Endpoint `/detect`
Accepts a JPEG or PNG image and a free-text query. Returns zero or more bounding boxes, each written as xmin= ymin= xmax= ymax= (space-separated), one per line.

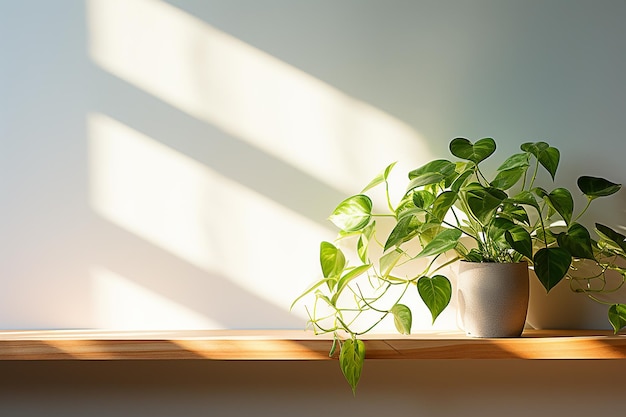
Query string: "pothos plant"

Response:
xmin=292 ymin=137 xmax=626 ymax=394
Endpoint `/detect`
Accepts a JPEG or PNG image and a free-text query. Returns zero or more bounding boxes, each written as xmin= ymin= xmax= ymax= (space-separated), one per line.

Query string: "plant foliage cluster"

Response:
xmin=293 ymin=138 xmax=625 ymax=394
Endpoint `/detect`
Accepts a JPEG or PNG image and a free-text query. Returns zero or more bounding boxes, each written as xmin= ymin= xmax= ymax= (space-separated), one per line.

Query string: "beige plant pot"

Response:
xmin=457 ymin=261 xmax=529 ymax=338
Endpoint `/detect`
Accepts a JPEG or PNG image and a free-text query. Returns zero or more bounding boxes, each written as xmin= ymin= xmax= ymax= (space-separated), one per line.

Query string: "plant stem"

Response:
xmin=572 ymin=198 xmax=592 ymax=223
xmin=528 ymin=158 xmax=540 ymax=190
xmin=385 ymin=177 xmax=395 ymax=214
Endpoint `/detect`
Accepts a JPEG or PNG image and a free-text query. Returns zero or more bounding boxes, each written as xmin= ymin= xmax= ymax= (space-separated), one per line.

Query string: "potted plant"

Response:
xmin=292 ymin=137 xmax=626 ymax=394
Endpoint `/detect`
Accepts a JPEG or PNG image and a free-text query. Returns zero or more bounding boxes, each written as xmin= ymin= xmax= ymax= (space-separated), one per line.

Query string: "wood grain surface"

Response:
xmin=0 ymin=329 xmax=623 ymax=360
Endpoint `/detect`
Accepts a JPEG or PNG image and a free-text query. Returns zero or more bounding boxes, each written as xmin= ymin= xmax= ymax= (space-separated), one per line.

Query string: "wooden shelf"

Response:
xmin=0 ymin=329 xmax=624 ymax=360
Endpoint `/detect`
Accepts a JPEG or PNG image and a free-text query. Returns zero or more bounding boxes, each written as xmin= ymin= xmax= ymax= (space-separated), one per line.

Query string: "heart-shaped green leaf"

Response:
xmin=390 ymin=304 xmax=413 ymax=335
xmin=533 ymin=247 xmax=571 ymax=292
xmin=577 ymin=176 xmax=621 ymax=200
xmin=466 ymin=186 xmax=508 ymax=224
xmin=450 ymin=137 xmax=496 ymax=165
xmin=608 ymin=304 xmax=626 ymax=334
xmin=521 ymin=142 xmax=560 ymax=180
xmin=505 ymin=227 xmax=533 ymax=260
xmin=416 ymin=228 xmax=462 ymax=258
xmin=339 ymin=338 xmax=365 ymax=395
xmin=520 ymin=142 xmax=548 ymax=154
xmin=543 ymin=188 xmax=574 ymax=225
xmin=538 ymin=147 xmax=560 ymax=180
xmin=417 ymin=275 xmax=452 ymax=323
xmin=320 ymin=241 xmax=346 ymax=280
xmin=556 ymin=223 xmax=595 ymax=260
xmin=328 ymin=194 xmax=372 ymax=232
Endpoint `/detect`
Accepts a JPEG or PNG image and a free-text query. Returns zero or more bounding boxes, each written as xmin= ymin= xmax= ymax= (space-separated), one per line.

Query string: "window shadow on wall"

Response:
xmin=83 ymin=0 xmax=430 ymax=329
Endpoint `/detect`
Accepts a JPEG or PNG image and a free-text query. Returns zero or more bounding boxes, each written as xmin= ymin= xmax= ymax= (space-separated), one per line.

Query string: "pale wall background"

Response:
xmin=1 ymin=1 xmax=626 ymax=414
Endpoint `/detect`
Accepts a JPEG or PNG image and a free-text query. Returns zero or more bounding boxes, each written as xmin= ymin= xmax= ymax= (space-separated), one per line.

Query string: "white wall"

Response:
xmin=1 ymin=0 xmax=625 ymax=331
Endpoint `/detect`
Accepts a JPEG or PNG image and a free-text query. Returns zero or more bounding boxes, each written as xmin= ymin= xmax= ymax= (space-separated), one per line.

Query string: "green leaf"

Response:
xmin=450 ymin=168 xmax=475 ymax=192
xmin=416 ymin=228 xmax=462 ymax=258
xmin=394 ymin=193 xmax=421 ymax=220
xmin=331 ymin=264 xmax=372 ymax=305
xmin=466 ymin=186 xmax=508 ymax=224
xmin=408 ymin=159 xmax=457 ymax=180
xmin=412 ymin=190 xmax=436 ymax=209
xmin=508 ymin=190 xmax=540 ymax=211
xmin=339 ymin=338 xmax=366 ymax=395
xmin=450 ymin=137 xmax=496 ymax=165
xmin=498 ymin=202 xmax=530 ymax=225
xmin=320 ymin=241 xmax=345 ymax=279
xmin=416 ymin=224 xmax=446 ymax=248
xmin=380 ymin=248 xmax=404 ymax=278
xmin=489 ymin=217 xmax=515 ymax=242
xmin=315 ymin=292 xmax=334 ymax=308
xmin=490 ymin=166 xmax=526 ymax=190
xmin=543 ymin=188 xmax=574 ymax=225
xmin=556 ymin=223 xmax=595 ymax=260
xmin=407 ymin=159 xmax=457 ymax=190
xmin=505 ymin=227 xmax=533 ymax=260
xmin=520 ymin=141 xmax=548 ymax=153
xmin=357 ymin=222 xmax=376 ymax=263
xmin=464 ymin=248 xmax=485 ymax=262
xmin=497 ymin=152 xmax=530 ymax=171
xmin=595 ymin=223 xmax=626 ymax=254
xmin=328 ymin=195 xmax=372 ymax=232
xmin=417 ymin=275 xmax=452 ymax=323
xmin=384 ymin=215 xmax=420 ymax=251
xmin=390 ymin=304 xmax=412 ymax=335
xmin=577 ymin=176 xmax=622 ymax=200
xmin=361 ymin=162 xmax=397 ymax=193
xmin=521 ymin=142 xmax=560 ymax=180
xmin=535 ymin=227 xmax=558 ymax=246
xmin=533 ymin=247 xmax=572 ymax=292
xmin=406 ymin=173 xmax=446 ymax=190
xmin=608 ymin=304 xmax=626 ymax=334
xmin=431 ymin=191 xmax=458 ymax=222
xmin=538 ymin=148 xmax=560 ymax=180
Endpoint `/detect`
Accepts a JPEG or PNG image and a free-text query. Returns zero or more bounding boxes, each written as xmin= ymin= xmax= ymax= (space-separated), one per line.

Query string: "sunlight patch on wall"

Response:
xmin=91 ymin=266 xmax=218 ymax=329
xmin=86 ymin=0 xmax=430 ymax=194
xmin=88 ymin=113 xmax=331 ymax=320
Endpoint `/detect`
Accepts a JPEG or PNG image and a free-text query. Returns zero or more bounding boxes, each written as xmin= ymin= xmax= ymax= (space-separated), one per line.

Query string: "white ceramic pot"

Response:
xmin=457 ymin=261 xmax=529 ymax=338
